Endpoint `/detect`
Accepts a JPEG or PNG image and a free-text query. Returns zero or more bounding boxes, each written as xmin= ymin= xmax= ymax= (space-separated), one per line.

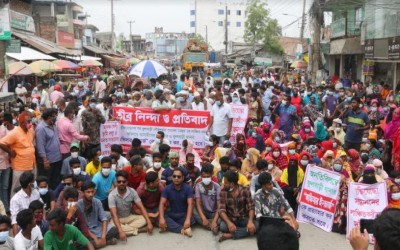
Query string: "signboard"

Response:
xmin=113 ymin=107 xmax=210 ymax=154
xmin=297 ymin=166 xmax=341 ymax=232
xmin=6 ymin=39 xmax=21 ymax=53
xmin=100 ymin=121 xmax=121 ymax=156
xmin=347 ymin=182 xmax=387 ymax=245
xmin=56 ymin=15 xmax=69 ymax=27
xmin=229 ymin=104 xmax=248 ymax=143
xmin=0 ymin=6 xmax=11 ymax=40
xmin=364 ymin=39 xmax=374 ymax=59
xmin=58 ymin=31 xmax=75 ymax=49
xmin=388 ymin=37 xmax=400 ymax=60
xmin=10 ymin=10 xmax=35 ymax=33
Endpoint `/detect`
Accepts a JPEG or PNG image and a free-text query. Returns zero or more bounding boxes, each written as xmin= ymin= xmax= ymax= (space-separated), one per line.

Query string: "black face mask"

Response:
xmin=363 ymin=175 xmax=377 ymax=184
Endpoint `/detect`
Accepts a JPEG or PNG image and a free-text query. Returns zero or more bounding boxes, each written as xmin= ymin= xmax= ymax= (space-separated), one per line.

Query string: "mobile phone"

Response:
xmin=360 ymin=219 xmax=375 ymax=235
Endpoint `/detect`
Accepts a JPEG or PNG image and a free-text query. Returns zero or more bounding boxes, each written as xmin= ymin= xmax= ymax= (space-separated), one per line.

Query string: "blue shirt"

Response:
xmin=344 ymin=110 xmax=369 ymax=143
xmin=35 ymin=121 xmax=62 ymax=163
xmin=176 ymin=81 xmax=184 ymax=92
xmin=60 ymin=156 xmax=88 ymax=176
xmin=77 ymin=198 xmax=112 ymax=238
xmin=161 ymin=183 xmax=193 ymax=214
xmin=161 ymin=166 xmax=191 ymax=186
xmin=92 ymin=170 xmax=116 ymax=201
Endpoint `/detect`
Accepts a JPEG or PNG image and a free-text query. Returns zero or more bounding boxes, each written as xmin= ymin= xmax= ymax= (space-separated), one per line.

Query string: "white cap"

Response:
xmin=333 ymin=118 xmax=342 ymax=125
xmin=193 ymin=92 xmax=200 ymax=97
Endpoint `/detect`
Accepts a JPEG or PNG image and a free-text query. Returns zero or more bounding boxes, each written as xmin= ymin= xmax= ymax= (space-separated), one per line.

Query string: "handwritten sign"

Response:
xmin=229 ymin=104 xmax=248 ymax=143
xmin=347 ymin=182 xmax=387 ymax=245
xmin=100 ymin=121 xmax=121 ymax=156
xmin=113 ymin=107 xmax=210 ymax=154
xmin=297 ymin=166 xmax=341 ymax=232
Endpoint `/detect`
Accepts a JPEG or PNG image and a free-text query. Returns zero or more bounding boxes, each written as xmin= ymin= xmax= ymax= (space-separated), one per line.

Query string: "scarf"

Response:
xmin=287 ymin=162 xmax=298 ymax=188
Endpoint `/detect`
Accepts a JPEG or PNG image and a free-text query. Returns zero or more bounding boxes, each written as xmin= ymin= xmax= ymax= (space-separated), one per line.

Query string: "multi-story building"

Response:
xmin=122 ymin=34 xmax=146 ymax=56
xmin=189 ymin=0 xmax=247 ymax=51
xmin=145 ymin=27 xmax=189 ymax=60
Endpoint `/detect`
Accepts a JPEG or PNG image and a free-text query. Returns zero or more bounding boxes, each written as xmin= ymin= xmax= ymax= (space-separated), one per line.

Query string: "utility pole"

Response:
xmin=300 ymin=0 xmax=307 ymax=42
xmin=205 ymin=25 xmax=208 ymax=45
xmin=128 ymin=20 xmax=135 ymax=54
xmin=111 ymin=0 xmax=115 ymax=51
xmin=224 ymin=4 xmax=228 ymax=64
xmin=311 ymin=0 xmax=322 ymax=84
xmin=194 ymin=0 xmax=197 ymax=34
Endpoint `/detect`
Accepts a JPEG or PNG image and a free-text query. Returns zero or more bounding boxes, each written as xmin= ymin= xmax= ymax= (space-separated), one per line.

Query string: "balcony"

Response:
xmin=330 ymin=18 xmax=361 ymax=39
xmin=73 ymin=19 xmax=85 ymax=26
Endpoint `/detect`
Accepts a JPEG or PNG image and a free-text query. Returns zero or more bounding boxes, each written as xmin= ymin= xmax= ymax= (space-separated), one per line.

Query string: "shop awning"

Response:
xmin=6 ymin=46 xmax=56 ymax=61
xmin=65 ymin=55 xmax=102 ymax=61
xmin=329 ymin=37 xmax=363 ymax=55
xmin=12 ymin=30 xmax=81 ymax=56
xmin=102 ymin=55 xmax=127 ymax=67
xmin=83 ymin=45 xmax=112 ymax=55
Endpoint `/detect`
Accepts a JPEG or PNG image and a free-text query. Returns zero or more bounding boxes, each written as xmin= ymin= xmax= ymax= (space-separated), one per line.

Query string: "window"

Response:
xmin=236 ymin=22 xmax=241 ymax=27
xmin=190 ymin=10 xmax=195 ymax=15
xmin=218 ymin=9 xmax=224 ymax=15
xmin=237 ymin=10 xmax=241 ymax=16
xmin=218 ymin=21 xmax=223 ymax=27
xmin=190 ymin=21 xmax=196 ymax=27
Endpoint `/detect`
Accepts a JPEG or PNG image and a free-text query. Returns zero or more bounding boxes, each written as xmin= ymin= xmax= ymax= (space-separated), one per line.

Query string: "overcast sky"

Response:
xmin=75 ymin=0 xmax=312 ymax=38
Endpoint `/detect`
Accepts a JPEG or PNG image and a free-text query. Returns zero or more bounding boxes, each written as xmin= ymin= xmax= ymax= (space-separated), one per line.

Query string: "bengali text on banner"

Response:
xmin=229 ymin=104 xmax=249 ymax=143
xmin=100 ymin=121 xmax=121 ymax=156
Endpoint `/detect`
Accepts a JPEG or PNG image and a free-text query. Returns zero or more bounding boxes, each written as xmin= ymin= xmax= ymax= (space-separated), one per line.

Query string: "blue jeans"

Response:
xmin=164 ymin=211 xmax=195 ymax=233
xmin=220 ymin=218 xmax=258 ymax=239
xmin=0 ymin=168 xmax=11 ymax=211
xmin=217 ymin=135 xmax=228 ymax=145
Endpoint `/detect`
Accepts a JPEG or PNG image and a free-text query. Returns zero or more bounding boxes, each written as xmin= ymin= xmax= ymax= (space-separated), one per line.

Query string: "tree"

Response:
xmin=189 ymin=33 xmax=212 ymax=50
xmin=244 ymin=0 xmax=284 ymax=56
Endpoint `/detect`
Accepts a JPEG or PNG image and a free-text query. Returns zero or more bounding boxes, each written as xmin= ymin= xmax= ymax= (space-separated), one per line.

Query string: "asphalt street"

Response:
xmin=106 ymin=222 xmax=363 ymax=250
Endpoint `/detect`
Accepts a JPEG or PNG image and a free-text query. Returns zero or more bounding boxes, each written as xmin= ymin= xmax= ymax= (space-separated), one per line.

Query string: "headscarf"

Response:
xmin=385 ymin=108 xmax=400 ymax=141
xmin=333 ymin=158 xmax=350 ymax=178
xmin=247 ymin=148 xmax=260 ymax=166
xmin=314 ymin=120 xmax=328 ymax=141
xmin=299 ymin=121 xmax=314 ymax=141
xmin=261 ymin=122 xmax=271 ymax=141
xmin=318 ymin=140 xmax=336 ymax=159
xmin=179 ymin=140 xmax=201 ymax=167
xmin=233 ymin=133 xmax=247 ymax=158
xmin=270 ymin=143 xmax=288 ymax=170
xmin=255 ymin=135 xmax=266 ymax=153
xmin=347 ymin=149 xmax=361 ymax=173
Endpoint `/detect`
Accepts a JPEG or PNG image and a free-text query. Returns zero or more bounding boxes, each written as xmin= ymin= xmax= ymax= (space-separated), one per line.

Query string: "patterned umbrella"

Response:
xmin=79 ymin=60 xmax=103 ymax=67
xmin=290 ymin=60 xmax=307 ymax=69
xmin=8 ymin=61 xmax=36 ymax=75
xmin=52 ymin=60 xmax=79 ymax=69
xmin=128 ymin=60 xmax=168 ymax=77
xmin=29 ymin=60 xmax=62 ymax=72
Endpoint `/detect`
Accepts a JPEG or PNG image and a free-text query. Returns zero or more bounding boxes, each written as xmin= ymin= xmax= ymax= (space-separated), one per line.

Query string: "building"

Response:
xmin=145 ymin=27 xmax=189 ymax=59
xmin=189 ymin=0 xmax=247 ymax=51
xmin=122 ymin=34 xmax=146 ymax=56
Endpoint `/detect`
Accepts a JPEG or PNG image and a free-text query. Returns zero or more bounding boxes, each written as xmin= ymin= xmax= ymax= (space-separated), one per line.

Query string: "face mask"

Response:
xmin=71 ymin=152 xmax=79 ymax=158
xmin=34 ymin=214 xmax=43 ymax=222
xmin=270 ymin=86 xmax=274 ymax=90
xmin=216 ymin=100 xmax=222 ymax=106
xmin=111 ymin=164 xmax=117 ymax=170
xmin=251 ymin=97 xmax=255 ymax=102
xmin=366 ymin=144 xmax=371 ymax=150
xmin=147 ymin=187 xmax=158 ymax=192
xmin=246 ymin=154 xmax=250 ymax=160
xmin=289 ymin=149 xmax=296 ymax=155
xmin=333 ymin=164 xmax=342 ymax=172
xmin=346 ymin=97 xmax=352 ymax=102
xmin=154 ymin=162 xmax=162 ymax=169
xmin=89 ymin=103 xmax=96 ymax=109
xmin=232 ymin=97 xmax=239 ymax=102
xmin=305 ymin=128 xmax=310 ymax=133
xmin=38 ymin=188 xmax=48 ymax=195
xmin=228 ymin=186 xmax=234 ymax=192
xmin=300 ymin=160 xmax=308 ymax=166
xmin=333 ymin=142 xmax=337 ymax=148
xmin=392 ymin=193 xmax=400 ymax=201
xmin=274 ymin=136 xmax=280 ymax=143
xmin=318 ymin=92 xmax=323 ymax=95
xmin=206 ymin=141 xmax=214 ymax=147
xmin=177 ymin=96 xmax=184 ymax=103
xmin=102 ymin=168 xmax=111 ymax=176
xmin=67 ymin=201 xmax=77 ymax=209
xmin=281 ymin=100 xmax=287 ymax=105
xmin=376 ymin=168 xmax=382 ymax=175
xmin=202 ymin=177 xmax=212 ymax=185
xmin=362 ymin=137 xmax=368 ymax=143
xmin=26 ymin=123 xmax=32 ymax=130
xmin=0 ymin=231 xmax=9 ymax=243
xmin=395 ymin=178 xmax=400 ymax=184
xmin=266 ymin=146 xmax=272 ymax=152
xmin=339 ymin=92 xmax=344 ymax=97
xmin=268 ymin=164 xmax=274 ymax=170
xmin=73 ymin=168 xmax=81 ymax=176
xmin=273 ymin=152 xmax=280 ymax=158
xmin=155 ymin=138 xmax=161 ymax=144
xmin=370 ymin=107 xmax=377 ymax=112
xmin=335 ymin=127 xmax=341 ymax=132
xmin=17 ymin=84 xmax=22 ymax=88
xmin=252 ymin=133 xmax=257 ymax=138
xmin=383 ymin=107 xmax=389 ymax=112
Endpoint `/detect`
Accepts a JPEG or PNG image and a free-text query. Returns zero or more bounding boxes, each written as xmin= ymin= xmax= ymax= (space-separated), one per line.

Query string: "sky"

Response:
xmin=75 ymin=0 xmax=313 ymax=39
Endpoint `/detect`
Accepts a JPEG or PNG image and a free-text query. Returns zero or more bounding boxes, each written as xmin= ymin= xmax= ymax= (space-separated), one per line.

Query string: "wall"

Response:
xmin=34 ymin=15 xmax=56 ymax=42
xmin=10 ymin=0 xmax=32 ymax=15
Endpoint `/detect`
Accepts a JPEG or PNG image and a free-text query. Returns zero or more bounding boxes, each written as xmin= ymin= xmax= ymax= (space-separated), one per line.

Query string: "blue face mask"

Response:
xmin=274 ymin=136 xmax=280 ymax=143
xmin=38 ymin=188 xmax=48 ymax=195
xmin=0 ymin=231 xmax=9 ymax=242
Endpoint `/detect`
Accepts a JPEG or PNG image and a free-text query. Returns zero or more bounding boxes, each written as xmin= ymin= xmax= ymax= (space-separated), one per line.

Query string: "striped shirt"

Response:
xmin=344 ymin=110 xmax=369 ymax=143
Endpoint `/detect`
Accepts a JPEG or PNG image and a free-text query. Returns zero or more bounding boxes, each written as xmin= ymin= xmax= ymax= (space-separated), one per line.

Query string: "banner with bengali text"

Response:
xmin=229 ymin=104 xmax=248 ymax=143
xmin=113 ymin=107 xmax=210 ymax=153
xmin=346 ymin=182 xmax=387 ymax=245
xmin=297 ymin=166 xmax=341 ymax=232
xmin=100 ymin=121 xmax=121 ymax=156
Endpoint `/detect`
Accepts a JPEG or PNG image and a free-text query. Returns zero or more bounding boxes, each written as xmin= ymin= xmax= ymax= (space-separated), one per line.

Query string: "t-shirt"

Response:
xmin=344 ymin=110 xmax=370 ymax=143
xmin=77 ymin=198 xmax=110 ymax=238
xmin=85 ymin=161 xmax=101 ymax=178
xmin=161 ymin=166 xmax=191 ymax=186
xmin=122 ymin=166 xmax=146 ymax=189
xmin=44 ymin=224 xmax=89 ymax=250
xmin=14 ymin=225 xmax=43 ymax=250
xmin=108 ymin=187 xmax=141 ymax=218
xmin=117 ymin=156 xmax=130 ymax=170
xmin=195 ymin=182 xmax=221 ymax=213
xmin=61 ymin=156 xmax=87 ymax=176
xmin=40 ymin=189 xmax=55 ymax=210
xmin=92 ymin=170 xmax=116 ymax=201
xmin=161 ymin=184 xmax=193 ymax=214
xmin=136 ymin=182 xmax=164 ymax=210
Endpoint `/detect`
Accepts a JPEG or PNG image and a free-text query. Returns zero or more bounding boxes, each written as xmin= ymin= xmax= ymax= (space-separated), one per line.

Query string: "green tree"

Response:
xmin=244 ymin=0 xmax=284 ymax=55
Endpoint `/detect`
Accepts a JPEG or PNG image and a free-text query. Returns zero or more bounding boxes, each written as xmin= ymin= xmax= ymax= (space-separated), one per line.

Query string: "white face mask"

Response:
xmin=266 ymin=147 xmax=272 ymax=152
xmin=300 ymin=160 xmax=308 ymax=166
xmin=111 ymin=164 xmax=117 ymax=170
xmin=206 ymin=141 xmax=214 ymax=147
xmin=246 ymin=154 xmax=250 ymax=160
xmin=376 ymin=168 xmax=382 ymax=175
xmin=155 ymin=138 xmax=161 ymax=144
xmin=273 ymin=152 xmax=280 ymax=158
xmin=154 ymin=162 xmax=162 ymax=169
xmin=395 ymin=178 xmax=400 ymax=184
xmin=102 ymin=168 xmax=111 ymax=176
xmin=67 ymin=201 xmax=77 ymax=209
xmin=392 ymin=193 xmax=400 ymax=201
xmin=268 ymin=164 xmax=274 ymax=170
xmin=72 ymin=168 xmax=81 ymax=176
xmin=289 ymin=149 xmax=296 ymax=155
xmin=333 ymin=142 xmax=337 ymax=148
xmin=335 ymin=127 xmax=341 ymax=132
xmin=281 ymin=100 xmax=287 ymax=105
xmin=370 ymin=107 xmax=377 ymax=112
xmin=71 ymin=152 xmax=79 ymax=158
xmin=202 ymin=177 xmax=212 ymax=185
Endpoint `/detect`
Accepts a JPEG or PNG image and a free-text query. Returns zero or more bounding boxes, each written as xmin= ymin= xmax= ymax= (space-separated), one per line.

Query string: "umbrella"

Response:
xmin=129 ymin=60 xmax=168 ymax=77
xmin=8 ymin=61 xmax=35 ymax=75
xmin=79 ymin=60 xmax=103 ymax=67
xmin=290 ymin=60 xmax=307 ymax=69
xmin=29 ymin=60 xmax=61 ymax=73
xmin=52 ymin=59 xmax=79 ymax=69
xmin=127 ymin=57 xmax=141 ymax=65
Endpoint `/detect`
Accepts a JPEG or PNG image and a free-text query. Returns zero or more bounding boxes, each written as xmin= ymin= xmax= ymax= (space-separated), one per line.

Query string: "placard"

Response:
xmin=364 ymin=39 xmax=374 ymax=59
xmin=100 ymin=121 xmax=121 ymax=156
xmin=388 ymin=37 xmax=400 ymax=60
xmin=229 ymin=104 xmax=248 ymax=143
xmin=0 ymin=6 xmax=11 ymax=41
xmin=297 ymin=166 xmax=341 ymax=232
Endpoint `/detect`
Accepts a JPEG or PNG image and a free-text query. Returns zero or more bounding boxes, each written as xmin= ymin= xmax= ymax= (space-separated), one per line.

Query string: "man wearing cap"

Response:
xmin=208 ymin=92 xmax=233 ymax=145
xmin=161 ymin=151 xmax=191 ymax=186
xmin=129 ymin=92 xmax=142 ymax=107
xmin=15 ymin=83 xmax=28 ymax=104
xmin=60 ymin=143 xmax=87 ymax=176
xmin=50 ymin=84 xmax=64 ymax=106
xmin=175 ymin=90 xmax=192 ymax=110
xmin=82 ymin=98 xmax=105 ymax=158
xmin=192 ymin=92 xmax=205 ymax=111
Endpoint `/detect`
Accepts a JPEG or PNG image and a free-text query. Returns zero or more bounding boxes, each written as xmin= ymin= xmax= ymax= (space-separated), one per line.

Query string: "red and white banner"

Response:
xmin=346 ymin=182 xmax=387 ymax=245
xmin=229 ymin=104 xmax=248 ymax=143
xmin=100 ymin=121 xmax=121 ymax=156
xmin=297 ymin=166 xmax=341 ymax=232
xmin=113 ymin=107 xmax=211 ymax=153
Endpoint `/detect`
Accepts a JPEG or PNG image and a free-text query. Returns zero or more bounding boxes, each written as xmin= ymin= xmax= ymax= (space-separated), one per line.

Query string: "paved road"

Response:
xmin=106 ymin=222 xmax=357 ymax=250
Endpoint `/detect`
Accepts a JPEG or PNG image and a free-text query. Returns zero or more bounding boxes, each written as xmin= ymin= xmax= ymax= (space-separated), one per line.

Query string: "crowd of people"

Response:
xmin=0 ymin=67 xmax=400 ymax=250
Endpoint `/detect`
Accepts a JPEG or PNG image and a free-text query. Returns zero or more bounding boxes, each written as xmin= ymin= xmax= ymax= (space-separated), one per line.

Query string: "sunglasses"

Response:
xmin=172 ymin=175 xmax=182 ymax=179
xmin=117 ymin=180 xmax=127 ymax=184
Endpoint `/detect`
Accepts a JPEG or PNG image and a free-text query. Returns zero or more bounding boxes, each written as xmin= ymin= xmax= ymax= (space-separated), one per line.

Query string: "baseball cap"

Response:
xmin=70 ymin=142 xmax=80 ymax=149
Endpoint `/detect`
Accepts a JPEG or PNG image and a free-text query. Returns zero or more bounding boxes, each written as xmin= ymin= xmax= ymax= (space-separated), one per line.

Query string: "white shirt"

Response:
xmin=40 ymin=89 xmax=51 ymax=108
xmin=96 ymin=103 xmax=111 ymax=122
xmin=10 ymin=189 xmax=42 ymax=225
xmin=73 ymin=107 xmax=86 ymax=133
xmin=15 ymin=87 xmax=27 ymax=103
xmin=210 ymin=103 xmax=233 ymax=137
xmin=117 ymin=155 xmax=130 ymax=170
xmin=14 ymin=225 xmax=42 ymax=250
xmin=191 ymin=102 xmax=205 ymax=111
xmin=150 ymin=138 xmax=170 ymax=153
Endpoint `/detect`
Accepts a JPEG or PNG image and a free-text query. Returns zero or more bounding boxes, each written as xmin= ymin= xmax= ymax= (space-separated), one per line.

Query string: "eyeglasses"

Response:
xmin=117 ymin=180 xmax=127 ymax=184
xmin=172 ymin=175 xmax=182 ymax=179
xmin=64 ymin=183 xmax=72 ymax=187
